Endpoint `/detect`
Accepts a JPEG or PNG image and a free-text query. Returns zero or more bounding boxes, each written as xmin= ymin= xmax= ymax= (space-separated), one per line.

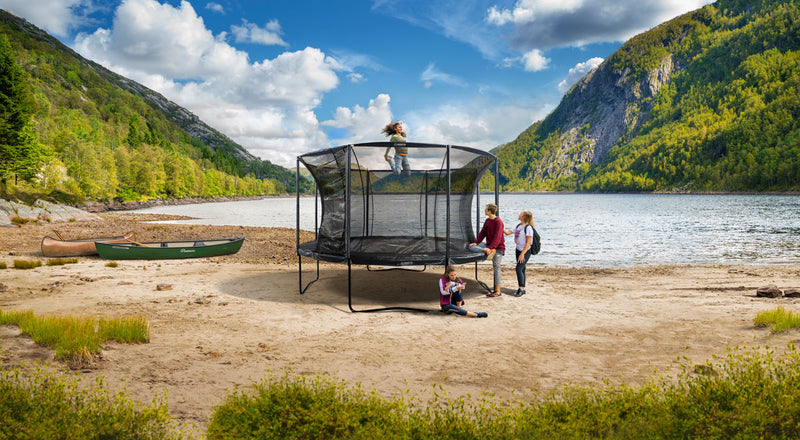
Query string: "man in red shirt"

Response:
xmin=469 ymin=203 xmax=505 ymax=297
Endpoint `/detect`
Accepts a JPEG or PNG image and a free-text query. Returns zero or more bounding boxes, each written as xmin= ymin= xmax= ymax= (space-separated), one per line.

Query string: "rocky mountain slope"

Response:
xmin=496 ymin=0 xmax=800 ymax=192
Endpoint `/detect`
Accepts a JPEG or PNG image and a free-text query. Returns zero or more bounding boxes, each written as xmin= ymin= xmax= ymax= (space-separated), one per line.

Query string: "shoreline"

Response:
xmin=2 ymin=215 xmax=800 ymax=434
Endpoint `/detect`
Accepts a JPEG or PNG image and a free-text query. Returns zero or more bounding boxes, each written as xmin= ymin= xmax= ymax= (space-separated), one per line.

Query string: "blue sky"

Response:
xmin=1 ymin=0 xmax=712 ymax=166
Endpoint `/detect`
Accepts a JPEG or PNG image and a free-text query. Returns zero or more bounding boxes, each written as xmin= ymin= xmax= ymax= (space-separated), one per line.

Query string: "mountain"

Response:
xmin=0 ymin=10 xmax=305 ymax=200
xmin=495 ymin=0 xmax=800 ymax=192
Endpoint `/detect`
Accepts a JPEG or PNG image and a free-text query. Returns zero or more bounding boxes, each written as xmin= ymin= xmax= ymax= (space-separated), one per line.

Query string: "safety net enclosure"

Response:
xmin=296 ymin=142 xmax=498 ymax=267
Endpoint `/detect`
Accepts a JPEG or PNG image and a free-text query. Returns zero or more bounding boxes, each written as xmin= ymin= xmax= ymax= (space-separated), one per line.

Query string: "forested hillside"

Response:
xmin=495 ymin=0 xmax=800 ymax=192
xmin=0 ymin=10 xmax=303 ymax=203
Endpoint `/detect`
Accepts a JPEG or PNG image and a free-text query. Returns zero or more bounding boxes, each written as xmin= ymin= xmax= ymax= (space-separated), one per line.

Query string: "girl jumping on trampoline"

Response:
xmin=382 ymin=121 xmax=411 ymax=176
xmin=439 ymin=266 xmax=488 ymax=318
xmin=469 ymin=203 xmax=505 ymax=297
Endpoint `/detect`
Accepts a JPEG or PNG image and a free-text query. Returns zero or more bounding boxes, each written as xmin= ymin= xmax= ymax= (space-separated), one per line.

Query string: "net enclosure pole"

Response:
xmin=446 ymin=144 xmax=451 ymax=266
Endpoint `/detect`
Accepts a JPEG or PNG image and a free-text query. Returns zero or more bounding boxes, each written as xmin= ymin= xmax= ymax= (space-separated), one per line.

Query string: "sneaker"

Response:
xmin=485 ymin=249 xmax=495 ymax=260
xmin=476 ymin=312 xmax=488 ymax=318
xmin=514 ymin=289 xmax=526 ymax=297
xmin=487 ymin=291 xmax=502 ymax=297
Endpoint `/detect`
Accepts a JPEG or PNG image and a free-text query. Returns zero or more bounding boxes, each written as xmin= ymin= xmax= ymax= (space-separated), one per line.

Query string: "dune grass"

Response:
xmin=0 ymin=309 xmax=149 ymax=364
xmin=46 ymin=258 xmax=78 ymax=266
xmin=13 ymin=259 xmax=42 ymax=269
xmin=207 ymin=345 xmax=800 ymax=439
xmin=754 ymin=306 xmax=800 ymax=333
xmin=0 ymin=262 xmax=6 ymax=269
xmin=0 ymin=367 xmax=181 ymax=440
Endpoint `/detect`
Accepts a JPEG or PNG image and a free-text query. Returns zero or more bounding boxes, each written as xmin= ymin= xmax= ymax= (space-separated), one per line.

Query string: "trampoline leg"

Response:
xmin=298 ymin=256 xmax=320 ymax=294
xmin=347 ymin=261 xmax=433 ymax=314
xmin=474 ymin=261 xmax=492 ymax=293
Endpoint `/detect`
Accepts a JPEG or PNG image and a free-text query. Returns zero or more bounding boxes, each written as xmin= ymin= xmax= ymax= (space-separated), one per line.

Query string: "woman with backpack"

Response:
xmin=504 ymin=210 xmax=538 ymax=297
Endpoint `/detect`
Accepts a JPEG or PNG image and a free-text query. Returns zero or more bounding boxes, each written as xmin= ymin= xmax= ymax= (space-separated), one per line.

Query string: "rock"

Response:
xmin=784 ymin=288 xmax=800 ymax=298
xmin=756 ymin=285 xmax=783 ymax=298
xmin=156 ymin=283 xmax=173 ymax=291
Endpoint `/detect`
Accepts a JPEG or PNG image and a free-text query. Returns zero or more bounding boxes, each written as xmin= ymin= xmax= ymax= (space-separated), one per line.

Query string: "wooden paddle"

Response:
xmin=125 ymin=238 xmax=152 ymax=247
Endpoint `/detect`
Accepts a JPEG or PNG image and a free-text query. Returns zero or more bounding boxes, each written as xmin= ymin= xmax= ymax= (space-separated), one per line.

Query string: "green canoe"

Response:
xmin=95 ymin=237 xmax=244 ymax=260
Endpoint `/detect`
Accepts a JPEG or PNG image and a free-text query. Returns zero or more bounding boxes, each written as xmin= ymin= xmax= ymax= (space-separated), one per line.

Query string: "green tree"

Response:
xmin=0 ymin=34 xmax=43 ymax=189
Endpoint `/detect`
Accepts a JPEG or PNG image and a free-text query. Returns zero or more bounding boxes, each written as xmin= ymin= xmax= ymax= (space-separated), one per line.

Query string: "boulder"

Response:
xmin=756 ymin=285 xmax=783 ymax=298
xmin=783 ymin=288 xmax=800 ymax=298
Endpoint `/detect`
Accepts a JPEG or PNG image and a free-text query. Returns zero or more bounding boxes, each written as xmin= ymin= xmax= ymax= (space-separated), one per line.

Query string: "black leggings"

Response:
xmin=515 ymin=249 xmax=532 ymax=287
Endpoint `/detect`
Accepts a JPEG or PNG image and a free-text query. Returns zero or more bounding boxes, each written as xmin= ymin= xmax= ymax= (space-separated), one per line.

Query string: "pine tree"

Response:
xmin=0 ymin=34 xmax=42 ymax=189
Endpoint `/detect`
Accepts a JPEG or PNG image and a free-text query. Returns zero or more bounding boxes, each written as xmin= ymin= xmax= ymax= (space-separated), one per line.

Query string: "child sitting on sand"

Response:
xmin=439 ymin=266 xmax=488 ymax=318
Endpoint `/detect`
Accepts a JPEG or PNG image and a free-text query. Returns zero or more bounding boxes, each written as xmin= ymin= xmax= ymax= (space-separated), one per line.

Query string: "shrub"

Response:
xmin=105 ymin=261 xmax=119 ymax=267
xmin=0 ymin=262 xmax=6 ymax=269
xmin=208 ymin=345 xmax=800 ymax=439
xmin=207 ymin=372 xmax=414 ymax=439
xmin=46 ymin=258 xmax=78 ymax=266
xmin=0 ymin=367 xmax=181 ymax=439
xmin=13 ymin=260 xmax=42 ymax=269
xmin=10 ymin=216 xmax=31 ymax=226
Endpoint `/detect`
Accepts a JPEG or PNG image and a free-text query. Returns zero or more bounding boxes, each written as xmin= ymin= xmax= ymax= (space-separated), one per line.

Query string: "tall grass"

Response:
xmin=0 ymin=367 xmax=181 ymax=440
xmin=208 ymin=345 xmax=800 ymax=439
xmin=0 ymin=309 xmax=149 ymax=364
xmin=754 ymin=306 xmax=800 ymax=333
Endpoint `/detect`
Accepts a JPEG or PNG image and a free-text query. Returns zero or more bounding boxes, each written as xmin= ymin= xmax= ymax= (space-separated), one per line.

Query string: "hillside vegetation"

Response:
xmin=496 ymin=0 xmax=800 ymax=192
xmin=0 ymin=10 xmax=303 ymax=203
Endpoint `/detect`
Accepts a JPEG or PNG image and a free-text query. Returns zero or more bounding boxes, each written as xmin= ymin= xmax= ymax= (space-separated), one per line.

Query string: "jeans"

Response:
xmin=469 ymin=243 xmax=504 ymax=286
xmin=441 ymin=304 xmax=468 ymax=315
xmin=392 ymin=155 xmax=410 ymax=176
xmin=515 ymin=248 xmax=532 ymax=287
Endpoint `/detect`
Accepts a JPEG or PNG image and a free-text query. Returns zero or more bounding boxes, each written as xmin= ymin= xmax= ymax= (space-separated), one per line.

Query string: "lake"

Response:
xmin=127 ymin=193 xmax=800 ymax=267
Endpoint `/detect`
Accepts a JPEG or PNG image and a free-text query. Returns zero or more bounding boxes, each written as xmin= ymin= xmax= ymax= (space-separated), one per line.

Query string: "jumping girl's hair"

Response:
xmin=520 ymin=210 xmax=534 ymax=227
xmin=485 ymin=203 xmax=498 ymax=215
xmin=444 ymin=265 xmax=456 ymax=275
xmin=382 ymin=121 xmax=406 ymax=137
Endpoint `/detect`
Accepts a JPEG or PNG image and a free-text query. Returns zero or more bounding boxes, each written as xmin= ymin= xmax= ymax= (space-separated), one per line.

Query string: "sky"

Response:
xmin=0 ymin=0 xmax=713 ymax=167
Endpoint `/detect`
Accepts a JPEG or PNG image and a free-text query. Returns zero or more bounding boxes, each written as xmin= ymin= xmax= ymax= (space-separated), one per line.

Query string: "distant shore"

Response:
xmin=72 ymin=194 xmax=286 ymax=213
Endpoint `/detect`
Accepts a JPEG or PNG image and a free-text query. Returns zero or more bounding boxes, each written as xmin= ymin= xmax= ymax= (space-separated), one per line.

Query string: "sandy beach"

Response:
xmin=1 ymin=213 xmax=799 ymax=433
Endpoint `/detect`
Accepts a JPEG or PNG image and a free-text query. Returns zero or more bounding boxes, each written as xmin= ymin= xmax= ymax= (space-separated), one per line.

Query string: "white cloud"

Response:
xmin=1 ymin=0 xmax=89 ymax=37
xmin=347 ymin=73 xmax=365 ymax=83
xmin=522 ymin=49 xmax=550 ymax=71
xmin=231 ymin=19 xmax=288 ymax=47
xmin=402 ymin=99 xmax=552 ymax=150
xmin=487 ymin=0 xmax=715 ymax=50
xmin=205 ymin=2 xmax=224 ymax=14
xmin=558 ymin=56 xmax=603 ymax=93
xmin=420 ymin=63 xmax=467 ymax=88
xmin=73 ymin=0 xmax=340 ymax=166
xmin=321 ymin=94 xmax=394 ymax=144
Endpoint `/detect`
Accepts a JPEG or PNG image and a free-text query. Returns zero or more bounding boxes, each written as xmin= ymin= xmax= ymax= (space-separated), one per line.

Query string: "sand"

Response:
xmin=1 ymin=213 xmax=799 ymax=434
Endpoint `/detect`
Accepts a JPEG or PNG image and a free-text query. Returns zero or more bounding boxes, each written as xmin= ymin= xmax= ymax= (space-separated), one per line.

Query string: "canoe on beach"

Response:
xmin=95 ymin=237 xmax=245 ymax=260
xmin=41 ymin=232 xmax=134 ymax=257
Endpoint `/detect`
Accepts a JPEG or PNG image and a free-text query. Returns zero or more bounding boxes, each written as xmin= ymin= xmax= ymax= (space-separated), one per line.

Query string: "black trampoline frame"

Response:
xmin=296 ymin=142 xmax=499 ymax=313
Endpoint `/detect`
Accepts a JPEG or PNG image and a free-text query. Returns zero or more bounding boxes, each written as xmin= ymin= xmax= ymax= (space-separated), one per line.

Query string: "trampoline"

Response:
xmin=296 ymin=142 xmax=498 ymax=312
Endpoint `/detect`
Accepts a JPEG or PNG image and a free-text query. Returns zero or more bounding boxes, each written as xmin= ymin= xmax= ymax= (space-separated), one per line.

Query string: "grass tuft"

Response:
xmin=754 ymin=306 xmax=800 ymax=333
xmin=0 ymin=262 xmax=6 ymax=269
xmin=0 ymin=367 xmax=181 ymax=439
xmin=46 ymin=258 xmax=79 ymax=266
xmin=0 ymin=309 xmax=149 ymax=365
xmin=13 ymin=259 xmax=42 ymax=269
xmin=105 ymin=261 xmax=119 ymax=267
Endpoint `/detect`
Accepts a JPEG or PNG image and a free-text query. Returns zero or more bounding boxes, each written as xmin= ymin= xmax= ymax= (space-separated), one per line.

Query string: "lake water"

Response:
xmin=127 ymin=194 xmax=800 ymax=268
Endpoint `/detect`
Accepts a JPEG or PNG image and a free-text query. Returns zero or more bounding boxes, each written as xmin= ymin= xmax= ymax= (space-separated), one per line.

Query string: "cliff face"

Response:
xmin=510 ymin=52 xmax=680 ymax=184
